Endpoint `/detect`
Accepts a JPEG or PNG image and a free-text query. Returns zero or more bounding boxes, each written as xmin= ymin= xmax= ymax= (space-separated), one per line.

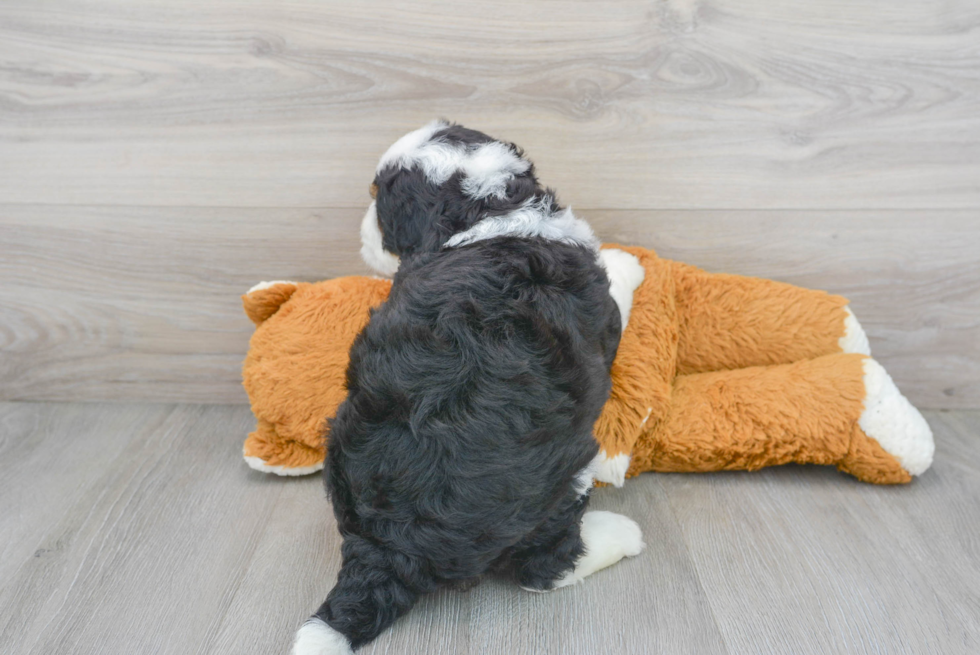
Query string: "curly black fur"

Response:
xmin=308 ymin=125 xmax=621 ymax=651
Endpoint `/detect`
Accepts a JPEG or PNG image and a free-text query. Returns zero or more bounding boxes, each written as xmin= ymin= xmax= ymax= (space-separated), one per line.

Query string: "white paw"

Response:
xmin=243 ymin=452 xmax=323 ymax=476
xmin=247 ymin=279 xmax=298 ymax=294
xmin=860 ymin=359 xmax=935 ymax=476
xmin=291 ymin=619 xmax=352 ymax=655
xmin=592 ymin=450 xmax=630 ymax=488
xmin=554 ymin=511 xmax=645 ymax=588
xmin=598 ymin=248 xmax=645 ymax=333
xmin=839 ymin=306 xmax=871 ymax=355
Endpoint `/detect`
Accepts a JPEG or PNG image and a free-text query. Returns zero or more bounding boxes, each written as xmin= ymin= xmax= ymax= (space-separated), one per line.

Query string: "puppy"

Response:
xmin=293 ymin=121 xmax=646 ymax=655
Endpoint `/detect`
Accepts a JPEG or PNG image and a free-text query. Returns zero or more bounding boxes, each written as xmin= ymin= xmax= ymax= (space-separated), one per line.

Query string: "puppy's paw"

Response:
xmin=555 ymin=511 xmax=645 ymax=588
xmin=291 ymin=619 xmax=353 ymax=655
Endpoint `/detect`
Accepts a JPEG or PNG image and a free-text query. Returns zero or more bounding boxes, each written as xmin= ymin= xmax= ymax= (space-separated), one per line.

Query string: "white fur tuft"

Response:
xmin=597 ymin=249 xmax=645 ymax=333
xmin=840 ymin=306 xmax=871 ymax=355
xmin=459 ymin=141 xmax=531 ymax=199
xmin=376 ymin=121 xmax=530 ymax=199
xmin=360 ymin=201 xmax=401 ymax=277
xmin=376 ymin=120 xmax=450 ymax=175
xmin=291 ymin=618 xmax=353 ymax=655
xmin=574 ymin=454 xmax=602 ymax=496
xmin=247 ymin=280 xmax=297 ymax=294
xmin=859 ymin=359 xmax=935 ymax=476
xmin=444 ymin=197 xmax=599 ymax=251
xmin=592 ymin=451 xmax=631 ymax=487
xmin=553 ymin=511 xmax=645 ymax=588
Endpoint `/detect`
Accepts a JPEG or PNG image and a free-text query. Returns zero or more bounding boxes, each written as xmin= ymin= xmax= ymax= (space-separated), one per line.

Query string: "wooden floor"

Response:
xmin=1 ymin=402 xmax=977 ymax=655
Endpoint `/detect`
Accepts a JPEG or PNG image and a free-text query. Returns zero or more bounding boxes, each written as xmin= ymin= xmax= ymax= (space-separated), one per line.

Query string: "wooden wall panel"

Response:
xmin=1 ymin=206 xmax=976 ymax=408
xmin=0 ymin=0 xmax=978 ymax=209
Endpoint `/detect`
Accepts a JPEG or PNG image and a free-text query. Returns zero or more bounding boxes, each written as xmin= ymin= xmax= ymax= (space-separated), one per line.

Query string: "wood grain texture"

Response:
xmin=1 ymin=402 xmax=977 ymax=654
xmin=659 ymin=409 xmax=980 ymax=654
xmin=2 ymin=206 xmax=977 ymax=408
xmin=0 ymin=402 xmax=727 ymax=655
xmin=0 ymin=0 xmax=978 ymax=209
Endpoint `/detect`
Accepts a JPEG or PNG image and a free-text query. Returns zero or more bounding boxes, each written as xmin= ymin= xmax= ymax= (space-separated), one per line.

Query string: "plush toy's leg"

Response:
xmin=243 ymin=419 xmax=325 ymax=476
xmin=669 ymin=261 xmax=870 ymax=375
xmin=593 ymin=248 xmax=678 ymax=486
xmin=629 ymin=354 xmax=933 ymax=484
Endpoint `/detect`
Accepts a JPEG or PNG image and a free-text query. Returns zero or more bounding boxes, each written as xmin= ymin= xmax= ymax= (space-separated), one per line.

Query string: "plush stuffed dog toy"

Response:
xmin=242 ymin=245 xmax=933 ymax=487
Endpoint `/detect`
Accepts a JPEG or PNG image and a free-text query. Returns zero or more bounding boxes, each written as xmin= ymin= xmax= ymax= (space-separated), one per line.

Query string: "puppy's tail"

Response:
xmin=291 ymin=538 xmax=424 ymax=654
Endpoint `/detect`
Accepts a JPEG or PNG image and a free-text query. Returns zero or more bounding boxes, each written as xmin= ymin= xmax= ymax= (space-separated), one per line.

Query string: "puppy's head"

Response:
xmin=360 ymin=120 xmax=552 ymax=276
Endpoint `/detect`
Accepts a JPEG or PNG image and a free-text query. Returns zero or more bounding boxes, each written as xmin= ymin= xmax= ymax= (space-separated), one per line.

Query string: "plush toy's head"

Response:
xmin=359 ymin=120 xmax=562 ymax=276
xmin=241 ymin=277 xmax=392 ymax=474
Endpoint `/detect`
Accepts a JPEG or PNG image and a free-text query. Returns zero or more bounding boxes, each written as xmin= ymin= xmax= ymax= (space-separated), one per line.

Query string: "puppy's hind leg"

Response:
xmin=291 ymin=536 xmax=428 ymax=655
xmin=513 ymin=498 xmax=645 ymax=592
xmin=553 ymin=510 xmax=645 ymax=587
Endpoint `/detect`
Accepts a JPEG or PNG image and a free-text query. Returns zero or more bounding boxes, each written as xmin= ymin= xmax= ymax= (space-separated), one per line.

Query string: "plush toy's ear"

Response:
xmin=242 ymin=281 xmax=300 ymax=325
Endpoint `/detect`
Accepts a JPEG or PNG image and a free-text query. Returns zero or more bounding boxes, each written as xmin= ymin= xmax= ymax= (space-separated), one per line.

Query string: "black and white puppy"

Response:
xmin=293 ymin=121 xmax=646 ymax=655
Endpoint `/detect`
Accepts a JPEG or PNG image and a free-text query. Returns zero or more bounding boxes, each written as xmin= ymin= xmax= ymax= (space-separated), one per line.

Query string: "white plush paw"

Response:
xmin=247 ymin=279 xmax=298 ymax=294
xmin=860 ymin=359 xmax=935 ymax=476
xmin=598 ymin=248 xmax=645 ymax=333
xmin=243 ymin=451 xmax=324 ymax=476
xmin=291 ymin=619 xmax=353 ymax=655
xmin=592 ymin=450 xmax=630 ymax=488
xmin=554 ymin=511 xmax=645 ymax=588
xmin=839 ymin=306 xmax=871 ymax=355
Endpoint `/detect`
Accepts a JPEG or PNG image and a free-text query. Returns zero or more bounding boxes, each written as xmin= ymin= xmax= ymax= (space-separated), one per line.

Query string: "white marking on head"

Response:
xmin=459 ymin=141 xmax=531 ymax=199
xmin=444 ymin=197 xmax=599 ymax=251
xmin=376 ymin=120 xmax=450 ymax=175
xmin=376 ymin=121 xmax=530 ymax=199
xmin=291 ymin=618 xmax=352 ymax=655
xmin=359 ymin=201 xmax=401 ymax=277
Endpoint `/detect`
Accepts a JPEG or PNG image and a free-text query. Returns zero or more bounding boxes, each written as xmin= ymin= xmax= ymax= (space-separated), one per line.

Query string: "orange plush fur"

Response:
xmin=242 ymin=246 xmax=932 ymax=484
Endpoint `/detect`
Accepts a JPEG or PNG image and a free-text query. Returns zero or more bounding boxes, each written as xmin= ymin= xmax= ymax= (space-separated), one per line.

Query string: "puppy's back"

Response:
xmin=328 ymin=236 xmax=619 ymax=571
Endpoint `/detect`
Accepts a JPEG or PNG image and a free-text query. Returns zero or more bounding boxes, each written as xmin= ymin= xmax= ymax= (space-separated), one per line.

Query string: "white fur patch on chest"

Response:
xmin=597 ymin=248 xmax=645 ymax=333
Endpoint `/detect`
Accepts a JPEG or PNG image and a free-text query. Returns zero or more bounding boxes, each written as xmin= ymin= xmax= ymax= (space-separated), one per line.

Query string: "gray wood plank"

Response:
xmin=0 ymin=403 xmax=173 ymax=586
xmin=0 ymin=404 xmax=284 ymax=655
xmin=659 ymin=410 xmax=980 ymax=655
xmin=457 ymin=484 xmax=728 ymax=655
xmin=2 ymin=206 xmax=976 ymax=408
xmin=0 ymin=0 xmax=977 ymax=209
xmin=0 ymin=402 xmax=728 ymax=655
xmin=1 ymin=403 xmax=977 ymax=655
